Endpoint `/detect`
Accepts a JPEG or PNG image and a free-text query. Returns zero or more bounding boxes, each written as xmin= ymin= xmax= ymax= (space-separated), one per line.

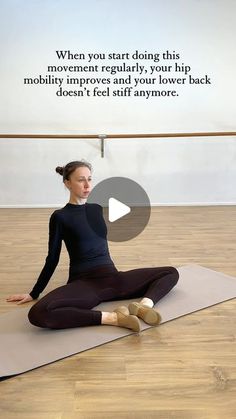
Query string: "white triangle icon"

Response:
xmin=108 ymin=197 xmax=131 ymax=222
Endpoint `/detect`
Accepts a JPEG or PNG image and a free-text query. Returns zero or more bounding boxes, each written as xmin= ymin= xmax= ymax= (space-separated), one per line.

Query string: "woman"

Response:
xmin=7 ymin=160 xmax=179 ymax=332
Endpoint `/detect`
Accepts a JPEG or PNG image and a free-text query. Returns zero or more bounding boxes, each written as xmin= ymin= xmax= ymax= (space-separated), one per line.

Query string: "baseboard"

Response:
xmin=0 ymin=202 xmax=236 ymax=208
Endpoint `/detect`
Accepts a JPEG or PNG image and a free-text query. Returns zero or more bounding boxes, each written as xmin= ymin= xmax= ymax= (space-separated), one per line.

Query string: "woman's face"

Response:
xmin=65 ymin=166 xmax=92 ymax=199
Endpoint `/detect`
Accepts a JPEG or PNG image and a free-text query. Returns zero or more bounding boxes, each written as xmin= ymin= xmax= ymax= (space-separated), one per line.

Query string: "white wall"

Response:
xmin=0 ymin=136 xmax=235 ymax=206
xmin=0 ymin=0 xmax=235 ymax=206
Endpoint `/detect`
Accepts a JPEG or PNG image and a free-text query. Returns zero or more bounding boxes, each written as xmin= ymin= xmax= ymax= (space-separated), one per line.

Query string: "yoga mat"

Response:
xmin=1 ymin=264 xmax=236 ymax=379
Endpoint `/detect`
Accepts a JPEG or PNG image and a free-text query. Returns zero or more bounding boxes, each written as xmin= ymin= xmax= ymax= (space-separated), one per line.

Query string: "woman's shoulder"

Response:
xmin=49 ymin=207 xmax=66 ymax=221
xmin=86 ymin=203 xmax=104 ymax=213
xmin=87 ymin=202 xmax=103 ymax=209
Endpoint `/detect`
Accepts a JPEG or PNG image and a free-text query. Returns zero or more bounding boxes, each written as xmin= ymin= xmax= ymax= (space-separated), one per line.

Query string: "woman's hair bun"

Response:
xmin=55 ymin=166 xmax=64 ymax=176
xmin=55 ymin=160 xmax=92 ymax=181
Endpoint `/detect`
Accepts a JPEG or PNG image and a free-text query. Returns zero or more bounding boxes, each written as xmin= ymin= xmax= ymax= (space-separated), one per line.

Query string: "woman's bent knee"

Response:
xmin=28 ymin=304 xmax=48 ymax=328
xmin=168 ymin=266 xmax=179 ymax=285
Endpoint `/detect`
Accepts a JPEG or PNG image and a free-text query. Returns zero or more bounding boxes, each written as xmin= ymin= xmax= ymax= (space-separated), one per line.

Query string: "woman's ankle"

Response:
xmin=101 ymin=311 xmax=118 ymax=325
xmin=139 ymin=297 xmax=154 ymax=308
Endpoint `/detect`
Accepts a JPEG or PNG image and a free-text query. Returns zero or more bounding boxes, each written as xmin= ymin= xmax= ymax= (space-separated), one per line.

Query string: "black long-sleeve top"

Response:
xmin=29 ymin=202 xmax=114 ymax=299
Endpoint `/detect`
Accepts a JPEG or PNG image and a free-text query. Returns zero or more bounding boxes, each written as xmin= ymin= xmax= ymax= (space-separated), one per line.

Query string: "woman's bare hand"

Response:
xmin=6 ymin=293 xmax=33 ymax=304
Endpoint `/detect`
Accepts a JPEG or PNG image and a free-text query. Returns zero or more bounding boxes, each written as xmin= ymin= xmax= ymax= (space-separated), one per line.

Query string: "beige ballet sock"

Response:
xmin=114 ymin=305 xmax=129 ymax=316
xmin=128 ymin=302 xmax=162 ymax=326
xmin=114 ymin=306 xmax=141 ymax=332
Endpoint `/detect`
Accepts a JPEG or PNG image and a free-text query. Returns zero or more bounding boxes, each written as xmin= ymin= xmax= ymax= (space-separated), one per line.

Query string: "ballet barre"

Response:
xmin=0 ymin=131 xmax=235 ymax=157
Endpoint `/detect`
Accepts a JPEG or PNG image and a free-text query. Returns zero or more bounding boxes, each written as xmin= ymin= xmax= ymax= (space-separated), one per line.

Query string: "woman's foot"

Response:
xmin=114 ymin=305 xmax=129 ymax=316
xmin=128 ymin=302 xmax=162 ymax=326
xmin=113 ymin=306 xmax=141 ymax=332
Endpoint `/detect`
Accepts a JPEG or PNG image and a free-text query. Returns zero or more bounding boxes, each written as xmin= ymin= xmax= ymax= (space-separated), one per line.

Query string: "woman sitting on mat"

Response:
xmin=6 ymin=160 xmax=179 ymax=332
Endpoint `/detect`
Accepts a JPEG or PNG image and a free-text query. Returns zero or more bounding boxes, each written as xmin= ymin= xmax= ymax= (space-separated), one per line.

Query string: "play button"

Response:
xmin=87 ymin=177 xmax=151 ymax=242
xmin=108 ymin=198 xmax=130 ymax=222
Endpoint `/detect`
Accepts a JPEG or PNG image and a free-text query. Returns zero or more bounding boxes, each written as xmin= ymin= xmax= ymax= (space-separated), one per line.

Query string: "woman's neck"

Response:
xmin=68 ymin=197 xmax=87 ymax=205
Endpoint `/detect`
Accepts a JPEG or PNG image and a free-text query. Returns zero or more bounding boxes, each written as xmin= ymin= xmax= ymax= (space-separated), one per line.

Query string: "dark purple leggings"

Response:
xmin=28 ymin=265 xmax=179 ymax=329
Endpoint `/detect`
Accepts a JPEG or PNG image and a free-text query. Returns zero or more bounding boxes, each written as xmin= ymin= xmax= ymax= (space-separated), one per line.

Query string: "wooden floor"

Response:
xmin=0 ymin=206 xmax=236 ymax=419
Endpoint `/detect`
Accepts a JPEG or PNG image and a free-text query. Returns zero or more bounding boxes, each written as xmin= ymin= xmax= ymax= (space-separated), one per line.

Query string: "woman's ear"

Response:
xmin=64 ymin=180 xmax=70 ymax=190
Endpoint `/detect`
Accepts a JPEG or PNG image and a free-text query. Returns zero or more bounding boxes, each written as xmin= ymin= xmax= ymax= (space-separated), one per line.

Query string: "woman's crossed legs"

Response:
xmin=28 ymin=265 xmax=179 ymax=329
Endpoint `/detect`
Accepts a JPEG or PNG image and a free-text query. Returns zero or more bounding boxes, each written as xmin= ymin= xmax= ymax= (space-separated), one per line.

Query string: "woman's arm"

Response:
xmin=29 ymin=211 xmax=63 ymax=299
xmin=6 ymin=211 xmax=63 ymax=304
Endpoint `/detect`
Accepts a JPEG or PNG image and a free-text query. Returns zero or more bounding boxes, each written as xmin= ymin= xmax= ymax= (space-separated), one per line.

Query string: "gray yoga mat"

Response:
xmin=1 ymin=264 xmax=236 ymax=379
